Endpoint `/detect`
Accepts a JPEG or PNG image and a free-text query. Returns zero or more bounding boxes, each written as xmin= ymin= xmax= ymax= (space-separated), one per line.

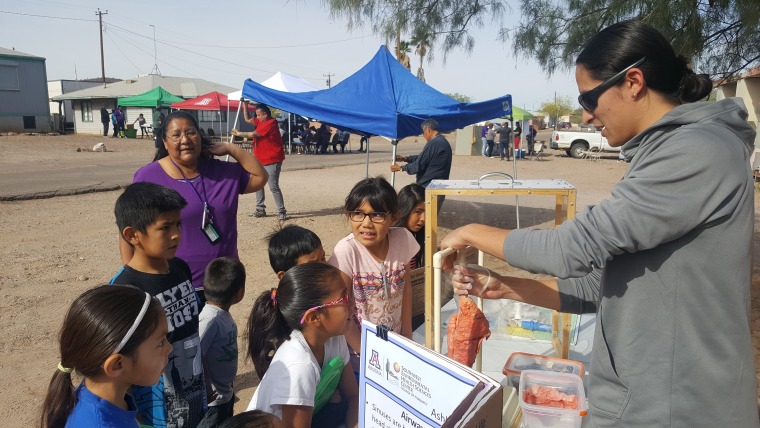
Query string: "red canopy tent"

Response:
xmin=171 ymin=92 xmax=253 ymax=137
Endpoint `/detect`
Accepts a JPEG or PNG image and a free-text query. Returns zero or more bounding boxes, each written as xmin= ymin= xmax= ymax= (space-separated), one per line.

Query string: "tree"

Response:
xmin=409 ymin=31 xmax=432 ymax=82
xmin=539 ymin=96 xmax=574 ymax=127
xmin=446 ymin=92 xmax=473 ymax=102
xmin=396 ymin=39 xmax=412 ymax=71
xmin=324 ymin=0 xmax=760 ymax=81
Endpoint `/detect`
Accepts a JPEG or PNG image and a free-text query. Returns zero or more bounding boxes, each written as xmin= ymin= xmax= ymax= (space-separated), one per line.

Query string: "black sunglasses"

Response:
xmin=578 ymin=57 xmax=646 ymax=112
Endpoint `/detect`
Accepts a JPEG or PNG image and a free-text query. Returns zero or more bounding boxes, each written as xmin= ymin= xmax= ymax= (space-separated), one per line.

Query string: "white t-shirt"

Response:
xmin=328 ymin=227 xmax=419 ymax=333
xmin=246 ymin=330 xmax=350 ymax=418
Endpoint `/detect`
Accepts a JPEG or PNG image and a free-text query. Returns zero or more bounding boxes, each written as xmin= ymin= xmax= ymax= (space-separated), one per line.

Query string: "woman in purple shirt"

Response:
xmin=119 ymin=111 xmax=268 ymax=302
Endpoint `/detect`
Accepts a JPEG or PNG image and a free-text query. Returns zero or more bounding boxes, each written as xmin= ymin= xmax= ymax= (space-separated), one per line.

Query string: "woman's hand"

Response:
xmin=452 ymin=265 xmax=503 ymax=300
xmin=206 ymin=142 xmax=230 ymax=156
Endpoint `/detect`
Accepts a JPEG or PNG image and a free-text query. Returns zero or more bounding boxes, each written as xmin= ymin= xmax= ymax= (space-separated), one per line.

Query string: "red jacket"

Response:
xmin=252 ymin=117 xmax=285 ymax=165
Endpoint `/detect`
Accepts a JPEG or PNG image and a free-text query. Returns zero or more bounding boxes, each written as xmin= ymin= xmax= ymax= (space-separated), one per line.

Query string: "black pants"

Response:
xmin=102 ymin=122 xmax=109 ymax=136
xmin=486 ymin=140 xmax=494 ymax=157
xmin=112 ymin=123 xmax=119 ymax=137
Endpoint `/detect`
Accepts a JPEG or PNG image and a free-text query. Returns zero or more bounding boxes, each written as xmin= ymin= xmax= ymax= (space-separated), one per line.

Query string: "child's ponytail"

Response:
xmin=40 ymin=367 xmax=76 ymax=428
xmin=246 ymin=288 xmax=290 ymax=379
xmin=40 ymin=285 xmax=164 ymax=428
xmin=246 ymin=263 xmax=343 ymax=379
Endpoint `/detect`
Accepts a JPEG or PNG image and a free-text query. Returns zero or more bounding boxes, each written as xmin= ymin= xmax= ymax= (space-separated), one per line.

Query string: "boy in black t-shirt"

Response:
xmin=111 ymin=182 xmax=207 ymax=428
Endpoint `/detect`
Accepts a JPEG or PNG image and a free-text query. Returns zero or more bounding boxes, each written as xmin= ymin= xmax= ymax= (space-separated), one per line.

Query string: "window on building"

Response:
xmin=81 ymin=100 xmax=93 ymax=122
xmin=198 ymin=110 xmax=225 ymax=122
xmin=0 ymin=63 xmax=20 ymax=90
xmin=23 ymin=116 xmax=36 ymax=129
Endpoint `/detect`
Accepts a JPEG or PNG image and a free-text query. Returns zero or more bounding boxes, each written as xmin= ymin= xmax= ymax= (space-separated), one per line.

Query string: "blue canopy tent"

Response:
xmin=240 ymin=45 xmax=512 ymax=176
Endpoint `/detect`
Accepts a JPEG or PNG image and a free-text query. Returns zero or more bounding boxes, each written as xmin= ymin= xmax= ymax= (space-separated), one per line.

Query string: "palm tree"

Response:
xmin=395 ymin=39 xmax=412 ymax=71
xmin=409 ymin=33 xmax=431 ymax=82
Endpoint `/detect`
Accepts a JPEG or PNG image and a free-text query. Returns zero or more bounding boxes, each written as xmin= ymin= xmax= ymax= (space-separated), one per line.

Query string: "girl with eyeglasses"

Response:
xmin=328 ymin=177 xmax=420 ymax=371
xmin=443 ymin=20 xmax=758 ymax=427
xmin=245 ymin=263 xmax=359 ymax=428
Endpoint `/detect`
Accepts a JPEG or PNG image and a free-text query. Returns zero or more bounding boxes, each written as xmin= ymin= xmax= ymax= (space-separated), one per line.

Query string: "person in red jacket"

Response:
xmin=232 ymin=103 xmax=288 ymax=221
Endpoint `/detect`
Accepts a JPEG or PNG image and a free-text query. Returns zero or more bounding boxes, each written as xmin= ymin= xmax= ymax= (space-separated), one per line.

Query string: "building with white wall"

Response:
xmin=715 ymin=66 xmax=760 ymax=151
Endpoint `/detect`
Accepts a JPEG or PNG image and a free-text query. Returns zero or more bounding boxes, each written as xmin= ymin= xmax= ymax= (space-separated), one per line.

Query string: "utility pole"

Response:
xmin=95 ymin=8 xmax=108 ymax=86
xmin=323 ymin=73 xmax=334 ymax=88
xmin=149 ymin=24 xmax=161 ymax=75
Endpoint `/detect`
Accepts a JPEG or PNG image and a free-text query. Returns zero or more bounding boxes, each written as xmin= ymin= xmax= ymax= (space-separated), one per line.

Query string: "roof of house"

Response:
xmin=51 ymin=74 xmax=237 ymax=101
xmin=0 ymin=47 xmax=45 ymax=60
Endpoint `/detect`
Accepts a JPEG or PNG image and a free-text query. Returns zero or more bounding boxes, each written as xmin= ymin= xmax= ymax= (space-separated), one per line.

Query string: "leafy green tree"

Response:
xmin=325 ymin=0 xmax=760 ymax=80
xmin=446 ymin=92 xmax=473 ymax=102
xmin=539 ymin=96 xmax=574 ymax=127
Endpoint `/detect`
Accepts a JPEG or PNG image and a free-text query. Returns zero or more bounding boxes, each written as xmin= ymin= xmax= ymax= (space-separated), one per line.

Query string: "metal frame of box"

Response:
xmin=423 ymin=177 xmax=577 ymax=358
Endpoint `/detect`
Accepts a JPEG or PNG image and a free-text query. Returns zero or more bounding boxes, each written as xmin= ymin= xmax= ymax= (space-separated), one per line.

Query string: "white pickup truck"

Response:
xmin=550 ymin=127 xmax=621 ymax=158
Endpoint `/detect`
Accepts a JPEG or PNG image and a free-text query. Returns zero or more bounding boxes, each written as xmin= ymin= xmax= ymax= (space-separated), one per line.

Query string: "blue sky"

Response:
xmin=0 ymin=0 xmax=580 ymax=112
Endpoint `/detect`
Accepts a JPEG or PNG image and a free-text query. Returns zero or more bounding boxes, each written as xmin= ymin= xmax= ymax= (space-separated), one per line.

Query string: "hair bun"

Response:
xmin=679 ymin=73 xmax=713 ymax=103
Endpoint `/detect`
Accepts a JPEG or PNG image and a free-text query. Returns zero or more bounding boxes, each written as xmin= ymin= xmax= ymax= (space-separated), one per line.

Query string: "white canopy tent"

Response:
xmin=227 ymin=72 xmax=320 ymax=150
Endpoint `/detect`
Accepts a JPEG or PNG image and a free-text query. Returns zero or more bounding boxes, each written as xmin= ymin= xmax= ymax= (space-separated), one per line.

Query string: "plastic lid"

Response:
xmin=503 ymin=352 xmax=584 ymax=378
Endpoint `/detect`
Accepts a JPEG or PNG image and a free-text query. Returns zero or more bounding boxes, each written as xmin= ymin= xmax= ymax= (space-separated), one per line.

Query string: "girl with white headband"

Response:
xmin=41 ymin=285 xmax=170 ymax=428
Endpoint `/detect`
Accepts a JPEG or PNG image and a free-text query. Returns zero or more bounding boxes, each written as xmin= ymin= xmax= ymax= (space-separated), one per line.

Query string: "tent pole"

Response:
xmin=365 ymin=139 xmax=370 ymax=178
xmin=390 ymin=139 xmax=398 ymax=188
xmin=288 ymin=113 xmax=292 ymax=155
xmin=226 ymin=101 xmax=243 ymax=161
xmin=509 ymin=113 xmax=521 ymax=229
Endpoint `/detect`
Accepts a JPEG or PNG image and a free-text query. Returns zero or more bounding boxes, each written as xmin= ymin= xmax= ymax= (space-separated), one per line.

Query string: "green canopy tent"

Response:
xmin=509 ymin=106 xmax=534 ymax=121
xmin=117 ymin=86 xmax=184 ymax=108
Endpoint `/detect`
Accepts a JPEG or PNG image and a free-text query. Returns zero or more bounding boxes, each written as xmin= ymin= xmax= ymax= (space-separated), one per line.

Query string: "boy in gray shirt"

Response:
xmin=199 ymin=257 xmax=246 ymax=426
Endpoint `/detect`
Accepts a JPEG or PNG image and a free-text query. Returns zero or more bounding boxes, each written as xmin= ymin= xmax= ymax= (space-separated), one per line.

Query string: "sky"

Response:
xmin=0 ymin=0 xmax=580 ymax=113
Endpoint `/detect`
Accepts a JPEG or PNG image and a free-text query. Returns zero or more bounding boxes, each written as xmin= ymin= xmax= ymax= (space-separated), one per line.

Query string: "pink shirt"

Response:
xmin=328 ymin=227 xmax=419 ymax=333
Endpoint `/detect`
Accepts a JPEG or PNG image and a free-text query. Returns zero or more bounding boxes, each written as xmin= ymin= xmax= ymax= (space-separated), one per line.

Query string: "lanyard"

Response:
xmin=169 ymin=158 xmax=213 ymax=224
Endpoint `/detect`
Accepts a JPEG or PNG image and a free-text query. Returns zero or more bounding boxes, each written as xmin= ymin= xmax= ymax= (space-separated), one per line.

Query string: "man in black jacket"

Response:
xmin=391 ymin=119 xmax=452 ymax=210
xmin=100 ymin=105 xmax=110 ymax=137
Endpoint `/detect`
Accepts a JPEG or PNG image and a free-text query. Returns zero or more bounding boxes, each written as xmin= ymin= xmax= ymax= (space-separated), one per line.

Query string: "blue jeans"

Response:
xmin=481 ymin=137 xmax=488 ymax=156
xmin=257 ymin=162 xmax=286 ymax=213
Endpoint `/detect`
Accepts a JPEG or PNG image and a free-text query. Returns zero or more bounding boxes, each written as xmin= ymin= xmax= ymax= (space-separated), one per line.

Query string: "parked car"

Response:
xmin=550 ymin=127 xmax=621 ymax=158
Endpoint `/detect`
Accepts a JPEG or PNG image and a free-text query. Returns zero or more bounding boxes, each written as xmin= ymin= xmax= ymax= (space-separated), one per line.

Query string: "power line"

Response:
xmin=0 ymin=9 xmax=94 ymax=21
xmin=157 ymin=34 xmax=373 ymax=50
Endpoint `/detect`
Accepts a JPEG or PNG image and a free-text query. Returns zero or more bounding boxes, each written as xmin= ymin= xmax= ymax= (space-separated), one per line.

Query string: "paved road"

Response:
xmin=0 ymin=139 xmax=428 ymax=201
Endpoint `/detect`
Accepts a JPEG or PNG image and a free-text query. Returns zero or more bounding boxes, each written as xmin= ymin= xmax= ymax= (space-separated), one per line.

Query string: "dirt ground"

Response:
xmin=0 ymin=134 xmax=757 ymax=425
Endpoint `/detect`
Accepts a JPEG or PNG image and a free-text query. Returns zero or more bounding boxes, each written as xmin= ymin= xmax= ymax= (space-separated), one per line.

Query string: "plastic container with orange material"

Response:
xmin=519 ymin=370 xmax=588 ymax=428
xmin=502 ymin=352 xmax=585 ymax=390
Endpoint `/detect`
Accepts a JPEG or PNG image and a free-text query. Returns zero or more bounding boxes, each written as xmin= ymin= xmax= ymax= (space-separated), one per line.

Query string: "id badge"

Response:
xmin=201 ymin=202 xmax=220 ymax=245
xmin=202 ymin=222 xmax=220 ymax=245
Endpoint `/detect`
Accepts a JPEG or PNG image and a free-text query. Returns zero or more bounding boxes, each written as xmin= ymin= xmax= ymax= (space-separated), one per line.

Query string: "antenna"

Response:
xmin=149 ymin=24 xmax=161 ymax=76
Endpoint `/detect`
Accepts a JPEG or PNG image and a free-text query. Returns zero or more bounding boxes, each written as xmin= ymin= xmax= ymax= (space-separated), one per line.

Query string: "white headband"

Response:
xmin=113 ymin=292 xmax=152 ymax=354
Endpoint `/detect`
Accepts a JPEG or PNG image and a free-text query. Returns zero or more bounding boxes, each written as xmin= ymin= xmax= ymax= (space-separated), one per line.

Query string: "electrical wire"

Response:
xmin=103 ymin=25 xmax=144 ymax=76
xmin=0 ymin=9 xmax=94 ymax=21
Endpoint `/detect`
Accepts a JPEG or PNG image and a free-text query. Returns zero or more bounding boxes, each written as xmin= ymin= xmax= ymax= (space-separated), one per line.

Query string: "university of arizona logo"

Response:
xmin=368 ymin=350 xmax=381 ymax=371
xmin=366 ymin=349 xmax=383 ymax=377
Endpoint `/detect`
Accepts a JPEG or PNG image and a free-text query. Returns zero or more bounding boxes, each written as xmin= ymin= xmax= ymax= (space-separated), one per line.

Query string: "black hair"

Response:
xmin=266 ymin=225 xmax=323 ymax=274
xmin=420 ymin=118 xmax=439 ymax=132
xmin=576 ymin=20 xmax=712 ymax=104
xmin=40 ymin=285 xmax=164 ymax=428
xmin=203 ymin=257 xmax=246 ymax=305
xmin=114 ymin=182 xmax=187 ymax=242
xmin=344 ymin=176 xmax=398 ymax=215
xmin=255 ymin=104 xmax=272 ymax=118
xmin=245 ymin=262 xmax=343 ymax=379
xmin=395 ymin=183 xmax=426 ymax=267
xmin=218 ymin=410 xmax=281 ymax=428
xmin=153 ymin=110 xmax=212 ymax=162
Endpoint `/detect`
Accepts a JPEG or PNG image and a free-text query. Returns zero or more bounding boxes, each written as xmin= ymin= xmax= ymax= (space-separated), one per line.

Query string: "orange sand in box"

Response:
xmin=523 ymin=385 xmax=579 ymax=409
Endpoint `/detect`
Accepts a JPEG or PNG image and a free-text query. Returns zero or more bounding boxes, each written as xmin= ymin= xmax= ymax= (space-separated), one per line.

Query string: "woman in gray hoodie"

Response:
xmin=443 ymin=20 xmax=758 ymax=428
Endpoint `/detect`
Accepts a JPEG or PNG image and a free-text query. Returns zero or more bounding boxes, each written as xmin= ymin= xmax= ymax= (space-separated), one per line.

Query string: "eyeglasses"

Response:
xmin=166 ymin=129 xmax=199 ymax=142
xmin=300 ymin=293 xmax=350 ymax=324
xmin=348 ymin=211 xmax=390 ymax=223
xmin=577 ymin=57 xmax=646 ymax=112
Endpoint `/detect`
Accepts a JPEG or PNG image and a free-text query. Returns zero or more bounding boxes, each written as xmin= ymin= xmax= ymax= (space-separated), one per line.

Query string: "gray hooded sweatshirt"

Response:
xmin=504 ymin=98 xmax=759 ymax=427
